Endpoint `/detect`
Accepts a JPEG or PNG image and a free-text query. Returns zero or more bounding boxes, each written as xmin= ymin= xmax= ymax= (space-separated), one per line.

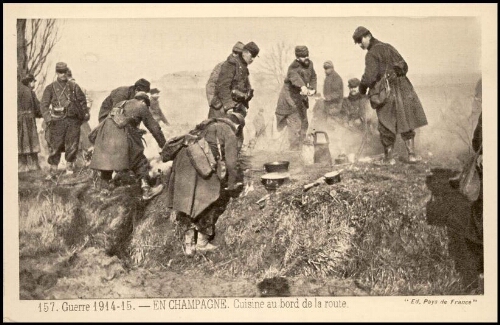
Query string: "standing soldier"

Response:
xmin=322 ymin=60 xmax=344 ymax=126
xmin=210 ymin=41 xmax=259 ymax=151
xmin=40 ymin=62 xmax=89 ymax=179
xmin=275 ymin=45 xmax=317 ymax=151
xmin=210 ymin=41 xmax=259 ymax=119
xmin=353 ymin=26 xmax=428 ymax=165
xmin=98 ymin=78 xmax=151 ymax=123
xmin=206 ymin=41 xmax=245 ymax=112
xmin=18 ymin=74 xmax=43 ymax=172
xmin=149 ymin=88 xmax=170 ymax=126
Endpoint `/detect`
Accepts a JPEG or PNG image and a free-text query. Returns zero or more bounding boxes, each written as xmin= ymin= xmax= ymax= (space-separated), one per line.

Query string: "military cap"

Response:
xmin=348 ymin=78 xmax=361 ymax=88
xmin=134 ymin=78 xmax=151 ymax=92
xmin=22 ymin=73 xmax=36 ymax=84
xmin=55 ymin=62 xmax=68 ymax=73
xmin=352 ymin=26 xmax=371 ymax=43
xmin=243 ymin=42 xmax=260 ymax=58
xmin=232 ymin=41 xmax=245 ymax=53
xmin=150 ymin=88 xmax=161 ymax=95
xmin=135 ymin=91 xmax=151 ymax=106
xmin=323 ymin=60 xmax=334 ymax=69
xmin=295 ymin=46 xmax=309 ymax=58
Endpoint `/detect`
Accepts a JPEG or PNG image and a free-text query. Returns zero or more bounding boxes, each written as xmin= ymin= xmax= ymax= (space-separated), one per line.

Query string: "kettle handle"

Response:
xmin=313 ymin=131 xmax=330 ymax=144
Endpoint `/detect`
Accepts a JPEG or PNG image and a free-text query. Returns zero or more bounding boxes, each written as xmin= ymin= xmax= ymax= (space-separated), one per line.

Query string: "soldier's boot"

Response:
xmin=378 ymin=145 xmax=396 ymax=165
xmin=404 ymin=138 xmax=422 ymax=163
xmin=45 ymin=165 xmax=58 ymax=180
xmin=141 ymin=178 xmax=163 ymax=201
xmin=196 ymin=232 xmax=218 ymax=252
xmin=449 ymin=173 xmax=462 ymax=189
xmin=65 ymin=162 xmax=75 ymax=175
xmin=184 ymin=229 xmax=197 ymax=256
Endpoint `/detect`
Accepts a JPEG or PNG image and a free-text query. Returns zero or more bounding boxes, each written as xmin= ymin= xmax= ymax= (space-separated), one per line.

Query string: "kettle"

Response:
xmin=312 ymin=131 xmax=332 ymax=165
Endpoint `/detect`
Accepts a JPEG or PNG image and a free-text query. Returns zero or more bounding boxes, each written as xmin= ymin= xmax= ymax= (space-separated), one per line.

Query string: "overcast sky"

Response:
xmin=42 ymin=14 xmax=482 ymax=91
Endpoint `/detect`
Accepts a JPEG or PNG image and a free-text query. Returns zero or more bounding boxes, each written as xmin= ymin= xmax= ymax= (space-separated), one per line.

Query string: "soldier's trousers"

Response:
xmin=177 ymin=190 xmax=231 ymax=241
xmin=46 ymin=117 xmax=81 ymax=166
xmin=378 ymin=122 xmax=415 ymax=147
xmin=276 ymin=108 xmax=309 ymax=150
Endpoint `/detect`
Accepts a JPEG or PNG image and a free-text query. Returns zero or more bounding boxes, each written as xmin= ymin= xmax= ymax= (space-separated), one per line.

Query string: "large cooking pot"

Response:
xmin=264 ymin=161 xmax=290 ymax=173
xmin=261 ymin=172 xmax=290 ymax=191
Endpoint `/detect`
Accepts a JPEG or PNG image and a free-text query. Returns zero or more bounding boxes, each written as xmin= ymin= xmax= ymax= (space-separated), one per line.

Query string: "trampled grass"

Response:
xmin=19 ymin=154 xmax=474 ymax=297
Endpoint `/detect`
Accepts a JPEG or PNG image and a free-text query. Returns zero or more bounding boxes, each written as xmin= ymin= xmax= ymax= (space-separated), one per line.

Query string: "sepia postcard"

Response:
xmin=3 ymin=3 xmax=497 ymax=322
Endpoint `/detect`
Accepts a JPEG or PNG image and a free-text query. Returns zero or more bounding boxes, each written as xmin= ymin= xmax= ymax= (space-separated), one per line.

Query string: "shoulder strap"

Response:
xmin=214 ymin=117 xmax=238 ymax=133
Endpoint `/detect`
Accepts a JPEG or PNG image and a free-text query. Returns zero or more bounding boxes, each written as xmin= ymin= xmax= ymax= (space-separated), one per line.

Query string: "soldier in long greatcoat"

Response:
xmin=166 ymin=112 xmax=245 ymax=256
xmin=90 ymin=92 xmax=166 ymax=200
xmin=18 ymin=75 xmax=42 ymax=172
xmin=98 ymin=78 xmax=151 ymax=123
xmin=353 ymin=26 xmax=428 ymax=164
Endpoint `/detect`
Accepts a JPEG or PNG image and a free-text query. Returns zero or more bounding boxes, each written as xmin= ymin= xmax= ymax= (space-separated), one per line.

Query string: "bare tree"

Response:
xmin=17 ymin=19 xmax=62 ymax=93
xmin=257 ymin=41 xmax=294 ymax=88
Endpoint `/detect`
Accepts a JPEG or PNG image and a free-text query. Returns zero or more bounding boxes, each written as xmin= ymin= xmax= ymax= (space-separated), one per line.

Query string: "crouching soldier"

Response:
xmin=166 ymin=111 xmax=245 ymax=255
xmin=89 ymin=92 xmax=166 ymax=200
xmin=341 ymin=78 xmax=375 ymax=132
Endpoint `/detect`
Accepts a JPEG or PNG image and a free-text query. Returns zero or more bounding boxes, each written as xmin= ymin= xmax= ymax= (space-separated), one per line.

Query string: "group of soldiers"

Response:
xmin=17 ymin=26 xmax=482 ymax=263
xmin=275 ymin=26 xmax=428 ymax=165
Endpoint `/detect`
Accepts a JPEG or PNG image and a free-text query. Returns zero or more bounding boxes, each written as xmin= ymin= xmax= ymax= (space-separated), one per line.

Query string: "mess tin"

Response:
xmin=261 ymin=172 xmax=290 ymax=191
xmin=264 ymin=161 xmax=290 ymax=173
xmin=303 ymin=170 xmax=342 ymax=192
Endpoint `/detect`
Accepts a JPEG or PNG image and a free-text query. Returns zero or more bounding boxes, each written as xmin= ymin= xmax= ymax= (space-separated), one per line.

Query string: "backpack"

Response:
xmin=160 ymin=119 xmax=220 ymax=176
xmin=161 ymin=118 xmax=236 ymax=179
xmin=206 ymin=61 xmax=224 ymax=106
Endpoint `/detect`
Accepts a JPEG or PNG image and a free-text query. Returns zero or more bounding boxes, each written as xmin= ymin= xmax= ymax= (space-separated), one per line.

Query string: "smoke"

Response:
xmin=80 ymin=72 xmax=480 ymax=170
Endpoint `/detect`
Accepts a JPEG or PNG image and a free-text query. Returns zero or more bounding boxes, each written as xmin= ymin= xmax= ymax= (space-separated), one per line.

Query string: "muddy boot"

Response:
xmin=65 ymin=162 xmax=75 ymax=175
xmin=376 ymin=145 xmax=396 ymax=166
xmin=141 ymin=178 xmax=164 ymax=200
xmin=405 ymin=138 xmax=422 ymax=163
xmin=45 ymin=164 xmax=58 ymax=180
xmin=196 ymin=232 xmax=218 ymax=252
xmin=184 ymin=229 xmax=197 ymax=256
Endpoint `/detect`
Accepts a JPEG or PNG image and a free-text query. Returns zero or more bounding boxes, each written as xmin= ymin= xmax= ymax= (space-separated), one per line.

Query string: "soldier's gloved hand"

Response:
xmin=300 ymin=86 xmax=308 ymax=96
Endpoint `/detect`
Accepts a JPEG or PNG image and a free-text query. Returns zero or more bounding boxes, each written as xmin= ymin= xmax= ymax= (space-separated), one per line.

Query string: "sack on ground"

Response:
xmin=459 ymin=153 xmax=481 ymax=202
